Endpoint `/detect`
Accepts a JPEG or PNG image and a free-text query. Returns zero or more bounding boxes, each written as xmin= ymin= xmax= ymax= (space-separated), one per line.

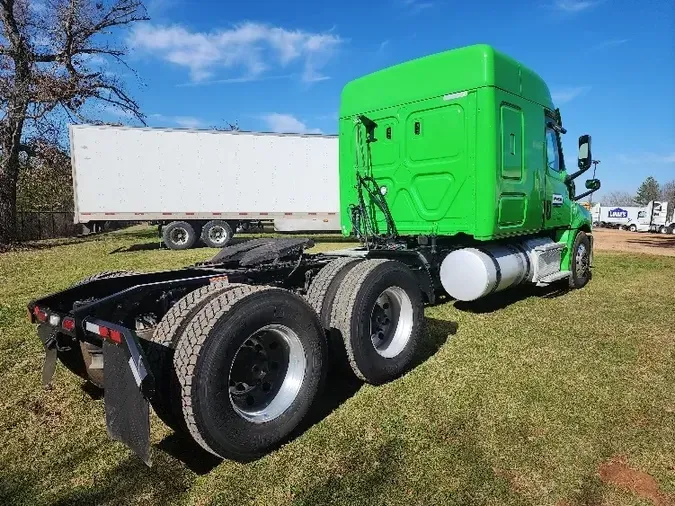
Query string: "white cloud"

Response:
xmin=553 ymin=0 xmax=601 ymax=13
xmin=617 ymin=152 xmax=675 ymax=164
xmin=128 ymin=22 xmax=343 ymax=83
xmin=551 ymin=86 xmax=591 ymax=104
xmin=100 ymin=103 xmax=136 ymax=119
xmin=173 ymin=116 xmax=203 ymax=128
xmin=591 ymin=38 xmax=628 ymax=51
xmin=400 ymin=0 xmax=434 ymax=13
xmin=262 ymin=113 xmax=322 ymax=134
xmin=150 ymin=113 xmax=204 ymax=128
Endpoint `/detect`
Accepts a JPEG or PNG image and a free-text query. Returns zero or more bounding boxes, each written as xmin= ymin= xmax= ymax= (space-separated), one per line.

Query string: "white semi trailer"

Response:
xmin=69 ymin=125 xmax=340 ymax=249
xmin=591 ymin=203 xmax=641 ymax=228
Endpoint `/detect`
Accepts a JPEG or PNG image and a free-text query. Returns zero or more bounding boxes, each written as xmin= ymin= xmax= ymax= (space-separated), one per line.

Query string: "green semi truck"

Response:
xmin=28 ymin=44 xmax=599 ymax=464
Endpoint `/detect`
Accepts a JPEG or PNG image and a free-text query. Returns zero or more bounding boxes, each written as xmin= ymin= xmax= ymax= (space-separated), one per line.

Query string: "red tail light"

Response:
xmin=35 ymin=307 xmax=48 ymax=322
xmin=109 ymin=329 xmax=122 ymax=344
xmin=62 ymin=317 xmax=76 ymax=331
xmin=99 ymin=326 xmax=109 ymax=338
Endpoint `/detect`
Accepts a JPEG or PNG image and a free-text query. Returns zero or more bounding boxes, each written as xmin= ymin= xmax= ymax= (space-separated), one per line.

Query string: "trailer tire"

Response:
xmin=163 ymin=221 xmax=198 ymax=250
xmin=201 ymin=220 xmax=234 ymax=248
xmin=569 ymin=231 xmax=592 ymax=289
xmin=330 ymin=259 xmax=424 ymax=385
xmin=628 ymin=224 xmax=637 ymax=232
xmin=146 ymin=281 xmax=241 ymax=431
xmin=68 ymin=270 xmax=138 ymax=387
xmin=174 ymin=286 xmax=326 ymax=460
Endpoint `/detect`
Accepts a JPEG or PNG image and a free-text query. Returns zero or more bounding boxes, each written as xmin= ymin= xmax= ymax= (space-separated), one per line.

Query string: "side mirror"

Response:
xmin=574 ymin=178 xmax=601 ymax=201
xmin=578 ymin=134 xmax=592 ymax=170
xmin=585 ymin=178 xmax=601 ymax=191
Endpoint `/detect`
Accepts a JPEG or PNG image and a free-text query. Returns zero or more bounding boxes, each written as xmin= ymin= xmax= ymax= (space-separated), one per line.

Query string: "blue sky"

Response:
xmin=99 ymin=0 xmax=674 ymax=197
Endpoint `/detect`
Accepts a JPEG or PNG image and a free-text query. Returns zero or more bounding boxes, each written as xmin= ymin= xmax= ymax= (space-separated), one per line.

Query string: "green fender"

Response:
xmin=556 ymin=203 xmax=593 ymax=271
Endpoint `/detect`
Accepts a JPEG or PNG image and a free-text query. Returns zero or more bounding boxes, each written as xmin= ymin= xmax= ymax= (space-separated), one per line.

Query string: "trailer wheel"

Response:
xmin=201 ymin=220 xmax=234 ymax=248
xmin=146 ymin=281 xmax=241 ymax=431
xmin=66 ymin=270 xmax=138 ymax=387
xmin=163 ymin=221 xmax=198 ymax=250
xmin=330 ymin=259 xmax=424 ymax=385
xmin=174 ymin=285 xmax=326 ymax=460
xmin=569 ymin=231 xmax=592 ymax=289
xmin=628 ymin=224 xmax=637 ymax=232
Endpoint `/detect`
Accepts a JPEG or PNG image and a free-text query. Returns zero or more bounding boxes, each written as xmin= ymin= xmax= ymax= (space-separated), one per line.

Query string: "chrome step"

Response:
xmin=536 ymin=270 xmax=571 ymax=286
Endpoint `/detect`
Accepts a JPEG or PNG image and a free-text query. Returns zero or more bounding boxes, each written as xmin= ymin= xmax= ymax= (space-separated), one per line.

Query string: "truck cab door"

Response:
xmin=543 ymin=124 xmax=571 ymax=229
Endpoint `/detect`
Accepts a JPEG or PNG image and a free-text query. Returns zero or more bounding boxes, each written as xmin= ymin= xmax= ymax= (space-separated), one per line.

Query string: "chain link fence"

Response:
xmin=15 ymin=212 xmax=134 ymax=242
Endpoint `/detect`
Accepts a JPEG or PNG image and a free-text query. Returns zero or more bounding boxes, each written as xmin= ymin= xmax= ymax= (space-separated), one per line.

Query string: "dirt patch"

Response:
xmin=593 ymin=228 xmax=675 ymax=257
xmin=598 ymin=455 xmax=673 ymax=506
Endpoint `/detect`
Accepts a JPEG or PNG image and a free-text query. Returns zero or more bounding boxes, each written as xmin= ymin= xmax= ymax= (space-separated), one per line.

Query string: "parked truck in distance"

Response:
xmin=30 ymin=44 xmax=600 ymax=465
xmin=624 ymin=201 xmax=672 ymax=233
xmin=592 ymin=201 xmax=674 ymax=233
xmin=69 ymin=125 xmax=341 ymax=249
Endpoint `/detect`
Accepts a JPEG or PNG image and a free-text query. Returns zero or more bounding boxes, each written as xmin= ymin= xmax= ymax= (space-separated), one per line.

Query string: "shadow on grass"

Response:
xmin=293 ymin=416 xmax=520 ymax=506
xmin=51 ymin=451 xmax=194 ymax=506
xmin=453 ymin=283 xmax=569 ymax=314
xmin=109 ymin=242 xmax=162 ymax=254
xmin=627 ymin=237 xmax=675 ymax=249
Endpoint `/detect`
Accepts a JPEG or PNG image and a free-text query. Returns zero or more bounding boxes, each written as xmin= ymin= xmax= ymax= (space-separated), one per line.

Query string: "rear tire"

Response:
xmin=628 ymin=224 xmax=637 ymax=232
xmin=163 ymin=221 xmax=197 ymax=250
xmin=146 ymin=282 xmax=240 ymax=431
xmin=174 ymin=286 xmax=326 ymax=460
xmin=306 ymin=257 xmax=362 ymax=365
xmin=201 ymin=220 xmax=234 ymax=248
xmin=330 ymin=260 xmax=424 ymax=385
xmin=306 ymin=257 xmax=362 ymax=328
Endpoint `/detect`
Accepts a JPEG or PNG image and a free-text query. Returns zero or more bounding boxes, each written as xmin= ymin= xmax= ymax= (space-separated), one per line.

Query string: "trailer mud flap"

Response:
xmin=102 ymin=336 xmax=152 ymax=466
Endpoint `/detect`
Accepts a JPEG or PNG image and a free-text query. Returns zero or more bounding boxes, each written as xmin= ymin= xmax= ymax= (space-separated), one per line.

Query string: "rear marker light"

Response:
xmin=109 ymin=329 xmax=122 ymax=344
xmin=36 ymin=309 xmax=48 ymax=322
xmin=62 ymin=318 xmax=76 ymax=331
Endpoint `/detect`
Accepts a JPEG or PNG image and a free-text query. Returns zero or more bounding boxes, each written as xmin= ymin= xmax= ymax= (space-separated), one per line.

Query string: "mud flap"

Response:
xmin=37 ymin=324 xmax=58 ymax=386
xmin=99 ymin=324 xmax=154 ymax=466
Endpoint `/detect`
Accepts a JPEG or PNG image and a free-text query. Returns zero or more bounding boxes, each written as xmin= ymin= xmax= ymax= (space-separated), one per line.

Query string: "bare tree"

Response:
xmin=0 ymin=0 xmax=148 ymax=244
xmin=600 ymin=191 xmax=636 ymax=207
xmin=660 ymin=180 xmax=675 ymax=220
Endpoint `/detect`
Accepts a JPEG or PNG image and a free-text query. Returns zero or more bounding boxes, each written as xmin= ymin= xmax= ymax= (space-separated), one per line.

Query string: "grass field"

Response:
xmin=1 ymin=226 xmax=674 ymax=506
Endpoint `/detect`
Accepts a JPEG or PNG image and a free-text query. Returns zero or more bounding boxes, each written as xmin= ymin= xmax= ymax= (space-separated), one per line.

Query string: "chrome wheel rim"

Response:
xmin=169 ymin=227 xmax=189 ymax=245
xmin=228 ymin=324 xmax=306 ymax=423
xmin=575 ymin=243 xmax=589 ymax=279
xmin=369 ymin=286 xmax=414 ymax=358
xmin=208 ymin=225 xmax=230 ymax=245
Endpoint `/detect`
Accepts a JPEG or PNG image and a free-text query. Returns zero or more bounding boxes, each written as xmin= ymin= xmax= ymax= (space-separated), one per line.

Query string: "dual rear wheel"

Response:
xmin=149 ymin=284 xmax=326 ymax=460
xmin=147 ymin=258 xmax=424 ymax=460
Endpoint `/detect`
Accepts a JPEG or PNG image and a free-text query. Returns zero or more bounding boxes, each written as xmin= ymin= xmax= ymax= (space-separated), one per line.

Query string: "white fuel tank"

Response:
xmin=440 ymin=238 xmax=556 ymax=301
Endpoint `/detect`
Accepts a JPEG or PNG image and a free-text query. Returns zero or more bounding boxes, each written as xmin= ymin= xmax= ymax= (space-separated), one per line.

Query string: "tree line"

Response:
xmin=600 ymin=176 xmax=675 ymax=210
